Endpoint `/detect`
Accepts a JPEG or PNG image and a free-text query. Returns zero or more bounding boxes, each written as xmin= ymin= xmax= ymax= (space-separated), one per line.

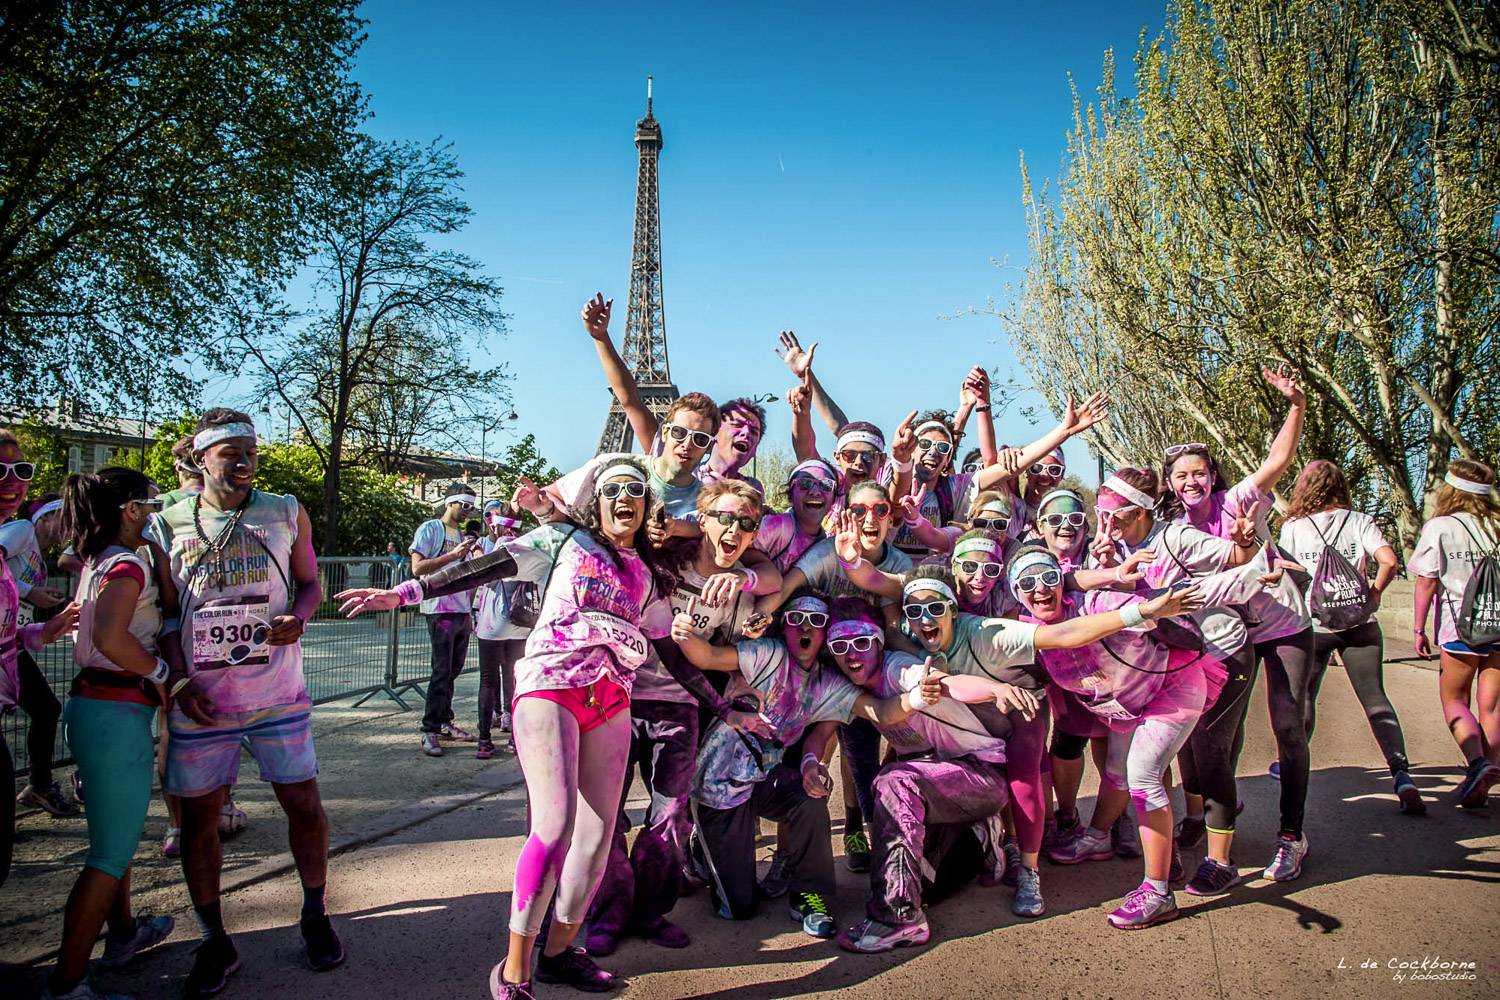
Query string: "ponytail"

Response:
xmin=63 ymin=467 xmax=152 ymax=560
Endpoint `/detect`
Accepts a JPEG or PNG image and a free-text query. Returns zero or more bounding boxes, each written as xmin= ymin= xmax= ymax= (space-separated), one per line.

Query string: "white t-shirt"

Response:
xmin=1409 ymin=513 xmax=1500 ymax=646
xmin=1279 ymin=509 xmax=1390 ymax=632
xmin=474 ymin=535 xmax=530 ymax=641
xmin=74 ymin=546 xmax=162 ymax=672
xmin=410 ymin=519 xmax=473 ymax=615
xmin=869 ymin=650 xmax=1009 ymax=764
xmin=632 ymin=563 xmax=754 ymax=705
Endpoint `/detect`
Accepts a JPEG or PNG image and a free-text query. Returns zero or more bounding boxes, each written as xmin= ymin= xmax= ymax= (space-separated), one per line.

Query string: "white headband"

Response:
xmin=30 ymin=499 xmax=63 ymax=523
xmin=1101 ymin=475 xmax=1158 ymax=511
xmin=192 ymin=422 xmax=258 ymax=452
xmin=1445 ymin=472 xmax=1495 ymax=496
xmin=836 ymin=429 xmax=885 ymax=453
xmin=790 ymin=459 xmax=839 ymax=485
xmin=436 ymin=493 xmax=478 ymax=508
xmin=1037 ymin=488 xmax=1085 ymax=513
xmin=1011 ymin=549 xmax=1060 ymax=580
xmin=952 ymin=536 xmax=1000 ymax=559
xmin=914 ymin=420 xmax=953 ymax=440
xmin=903 ymin=577 xmax=958 ymax=605
xmin=598 ymin=462 xmax=649 ymax=486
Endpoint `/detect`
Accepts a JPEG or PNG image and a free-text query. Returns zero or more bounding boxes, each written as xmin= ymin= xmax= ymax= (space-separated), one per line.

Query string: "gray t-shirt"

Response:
xmin=795 ymin=537 xmax=913 ymax=606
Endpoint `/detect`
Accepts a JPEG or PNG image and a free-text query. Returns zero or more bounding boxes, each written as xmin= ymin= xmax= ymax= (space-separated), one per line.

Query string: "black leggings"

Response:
xmin=1179 ymin=644 xmax=1258 ymax=833
xmin=477 ymin=637 xmax=525 ymax=742
xmin=1 ymin=730 xmax=13 ymax=889
xmin=1253 ymin=628 xmax=1315 ymax=837
xmin=1307 ymin=622 xmax=1408 ymax=774
xmin=18 ymin=649 xmax=61 ymax=788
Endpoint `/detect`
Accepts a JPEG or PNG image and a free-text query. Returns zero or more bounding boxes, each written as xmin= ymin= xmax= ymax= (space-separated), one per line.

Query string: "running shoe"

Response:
xmin=640 ymin=916 xmax=690 ymax=949
xmin=475 ymin=740 xmax=495 ymax=760
xmin=758 ymin=848 xmax=790 ymax=898
xmin=1043 ymin=810 xmax=1079 ymax=855
xmin=1175 ymin=815 xmax=1206 ymax=850
xmin=1457 ymin=757 xmax=1500 ymax=809
xmin=1047 ymin=826 xmax=1113 ymax=864
xmin=40 ymin=980 xmax=132 ymax=1000
xmin=1268 ymin=760 xmax=1281 ymax=781
xmin=98 ymin=914 xmax=175 ymax=969
xmin=1393 ymin=770 xmax=1426 ymax=815
xmin=1184 ymin=857 xmax=1242 ymax=897
xmin=1011 ymin=866 xmax=1045 ymax=918
xmin=535 ymin=945 xmax=618 ymax=993
xmin=440 ymin=723 xmax=478 ymax=743
xmin=217 ymin=798 xmax=247 ymax=837
xmin=300 ymin=913 xmax=345 ymax=972
xmin=421 ymin=732 xmax=444 ymax=757
xmin=789 ymin=891 xmax=836 ymax=938
xmin=837 ymin=915 xmax=930 ymax=953
xmin=1000 ymin=839 xmax=1022 ymax=887
xmin=974 ymin=815 xmax=1007 ymax=887
xmin=183 ymin=935 xmax=241 ymax=998
xmin=1111 ymin=812 xmax=1142 ymax=858
xmin=488 ymin=964 xmax=536 ymax=1000
xmin=17 ymin=780 xmax=81 ymax=817
xmin=162 ymin=827 xmax=182 ymax=859
xmin=1262 ymin=832 xmax=1309 ymax=882
xmin=1107 ymin=883 xmax=1179 ymax=929
xmin=686 ymin=829 xmax=713 ymax=895
xmin=844 ymin=830 xmax=871 ymax=873
xmin=497 ymin=711 xmax=513 ymax=734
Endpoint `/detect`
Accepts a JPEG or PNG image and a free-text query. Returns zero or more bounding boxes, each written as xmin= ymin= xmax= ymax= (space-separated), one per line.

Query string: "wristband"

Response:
xmin=395 ymin=579 xmax=425 ymax=606
xmin=801 ymin=752 xmax=822 ymax=770
xmin=1119 ymin=603 xmax=1146 ymax=628
xmin=891 ymin=456 xmax=913 ymax=473
xmin=906 ymin=685 xmax=930 ymax=710
xmin=169 ymin=675 xmax=192 ymax=699
xmin=838 ymin=555 xmax=869 ymax=574
xmin=145 ymin=657 xmax=170 ymax=685
xmin=974 ymin=405 xmax=991 ymax=412
xmin=738 ymin=567 xmax=759 ymax=593
xmin=1413 ymin=627 xmax=1426 ymax=635
xmin=1113 ymin=565 xmax=1126 ymax=584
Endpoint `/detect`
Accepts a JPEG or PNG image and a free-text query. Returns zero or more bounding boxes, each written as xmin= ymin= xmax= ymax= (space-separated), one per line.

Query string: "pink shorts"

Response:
xmin=515 ymin=677 xmax=630 ymax=734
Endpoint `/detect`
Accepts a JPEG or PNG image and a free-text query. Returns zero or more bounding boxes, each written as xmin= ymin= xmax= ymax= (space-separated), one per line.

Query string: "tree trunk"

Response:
xmin=322 ymin=432 xmax=342 ymax=555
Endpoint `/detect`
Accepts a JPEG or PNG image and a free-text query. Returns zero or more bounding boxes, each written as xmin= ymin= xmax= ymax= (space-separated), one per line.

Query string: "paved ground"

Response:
xmin=4 ymin=610 xmax=1498 ymax=999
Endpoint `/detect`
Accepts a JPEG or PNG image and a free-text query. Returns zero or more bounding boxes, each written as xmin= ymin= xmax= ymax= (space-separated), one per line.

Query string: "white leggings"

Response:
xmin=1102 ymin=669 xmax=1207 ymax=813
xmin=508 ymin=697 xmax=632 ymax=937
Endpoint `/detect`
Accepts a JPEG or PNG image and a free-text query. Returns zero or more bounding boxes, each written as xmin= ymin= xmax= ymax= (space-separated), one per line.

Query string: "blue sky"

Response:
xmin=311 ymin=0 xmax=1163 ymax=479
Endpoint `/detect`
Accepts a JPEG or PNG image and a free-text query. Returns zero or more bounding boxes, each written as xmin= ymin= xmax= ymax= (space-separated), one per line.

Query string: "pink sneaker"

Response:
xmin=837 ymin=916 xmax=930 ymax=953
xmin=1107 ymin=883 xmax=1179 ymax=929
xmin=489 ymin=963 xmax=535 ymax=1000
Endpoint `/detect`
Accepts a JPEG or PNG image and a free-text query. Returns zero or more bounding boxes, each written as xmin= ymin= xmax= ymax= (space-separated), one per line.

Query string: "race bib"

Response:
xmin=582 ymin=611 xmax=649 ymax=670
xmin=1089 ymin=696 xmax=1136 ymax=722
xmin=192 ymin=595 xmax=272 ymax=671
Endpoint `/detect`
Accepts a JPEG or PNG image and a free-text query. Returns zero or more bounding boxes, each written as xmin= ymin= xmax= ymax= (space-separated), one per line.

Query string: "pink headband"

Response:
xmin=786 ymin=595 xmax=829 ymax=615
xmin=829 ymin=619 xmax=882 ymax=641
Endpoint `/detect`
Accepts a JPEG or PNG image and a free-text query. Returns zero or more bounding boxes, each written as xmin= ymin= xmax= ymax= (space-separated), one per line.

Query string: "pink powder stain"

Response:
xmin=512 ymin=833 xmax=566 ymax=917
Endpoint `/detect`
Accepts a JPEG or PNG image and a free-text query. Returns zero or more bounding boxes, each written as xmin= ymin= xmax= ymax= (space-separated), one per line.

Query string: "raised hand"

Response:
xmin=1263 ymin=363 xmax=1305 ymax=407
xmin=581 ymin=293 xmax=614 ymax=342
xmin=1063 ymin=391 xmax=1110 ymax=435
xmin=1229 ymin=500 xmax=1263 ymax=548
xmin=960 ymin=366 xmax=991 ymax=408
xmin=833 ymin=510 xmax=862 ymax=564
xmin=671 ymin=611 xmax=696 ymax=644
xmin=775 ymin=330 xmax=818 ymax=379
xmin=785 ymin=378 xmax=811 ymax=417
xmin=512 ymin=476 xmax=549 ymax=519
xmin=916 ymin=656 xmax=944 ymax=707
xmin=700 ymin=572 xmax=743 ymax=608
xmin=899 ymin=484 xmax=929 ymax=526
xmin=1142 ymin=583 xmax=1205 ymax=621
xmin=645 ymin=508 xmax=670 ymax=548
xmin=993 ymin=447 xmax=1024 ymax=483
xmin=1116 ymin=548 xmax=1158 ymax=585
xmin=337 ymin=587 xmax=402 ymax=616
xmin=891 ymin=409 xmax=919 ymax=463
xmin=740 ymin=611 xmax=772 ymax=640
xmin=1090 ymin=531 xmax=1118 ymax=566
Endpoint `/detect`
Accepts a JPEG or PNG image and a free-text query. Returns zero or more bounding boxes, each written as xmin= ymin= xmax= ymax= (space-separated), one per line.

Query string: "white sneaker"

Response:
xmin=1262 ymin=833 xmax=1309 ymax=882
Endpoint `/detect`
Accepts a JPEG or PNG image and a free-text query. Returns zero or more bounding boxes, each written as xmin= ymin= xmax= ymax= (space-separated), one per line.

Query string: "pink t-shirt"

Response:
xmin=1409 ymin=513 xmax=1500 ymax=646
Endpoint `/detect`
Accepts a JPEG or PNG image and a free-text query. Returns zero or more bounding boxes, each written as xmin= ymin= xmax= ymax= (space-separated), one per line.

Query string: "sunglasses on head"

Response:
xmin=972 ymin=515 xmax=1009 ymax=532
xmin=955 ymin=559 xmax=1004 ymax=579
xmin=1165 ymin=442 xmax=1210 ymax=460
xmin=118 ymin=497 xmax=165 ymax=511
xmin=784 ymin=610 xmax=828 ymax=628
xmin=710 ymin=510 xmax=760 ymax=532
xmin=903 ymin=601 xmax=951 ymax=620
xmin=665 ymin=423 xmax=714 ymax=449
xmin=599 ymin=481 xmax=648 ymax=500
xmin=848 ymin=501 xmax=891 ymax=520
xmin=0 ymin=461 xmax=36 ymax=482
xmin=790 ymin=473 xmax=835 ymax=494
xmin=1029 ymin=463 xmax=1064 ymax=478
xmin=1039 ymin=511 xmax=1088 ymax=529
xmin=917 ymin=438 xmax=953 ymax=456
xmin=838 ymin=448 xmax=880 ymax=466
xmin=827 ymin=635 xmax=879 ymax=655
xmin=1016 ymin=569 xmax=1063 ymax=593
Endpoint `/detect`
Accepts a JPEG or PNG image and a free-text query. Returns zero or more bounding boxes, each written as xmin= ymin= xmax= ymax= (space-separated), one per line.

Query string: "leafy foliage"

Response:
xmin=254 ymin=443 xmax=430 ymax=556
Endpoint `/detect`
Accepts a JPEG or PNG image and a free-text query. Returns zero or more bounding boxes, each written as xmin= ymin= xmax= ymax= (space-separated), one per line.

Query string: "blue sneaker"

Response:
xmin=789 ymin=892 xmax=835 ymax=938
xmin=1268 ymin=760 xmax=1281 ymax=781
xmin=98 ymin=913 xmax=175 ymax=968
xmin=1011 ymin=866 xmax=1045 ymax=918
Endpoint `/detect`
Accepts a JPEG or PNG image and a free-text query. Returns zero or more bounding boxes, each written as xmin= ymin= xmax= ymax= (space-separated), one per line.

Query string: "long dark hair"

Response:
xmin=567 ymin=456 xmax=683 ymax=596
xmin=62 ymin=467 xmax=152 ymax=560
xmin=1158 ymin=444 xmax=1229 ymax=521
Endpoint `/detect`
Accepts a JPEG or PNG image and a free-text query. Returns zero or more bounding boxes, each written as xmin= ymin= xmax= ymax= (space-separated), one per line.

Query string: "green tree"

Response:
xmin=0 ymin=1 xmax=367 ymax=411
xmin=8 ymin=418 xmax=68 ymax=496
xmin=480 ymin=434 xmax=562 ymax=529
xmin=253 ymin=441 xmax=429 ymax=555
xmin=238 ymin=138 xmax=506 ymax=554
xmin=1008 ymin=0 xmax=1499 ymax=549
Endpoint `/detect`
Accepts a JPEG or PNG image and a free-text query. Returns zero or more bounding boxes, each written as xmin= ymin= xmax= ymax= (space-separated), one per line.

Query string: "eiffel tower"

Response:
xmin=597 ymin=76 xmax=680 ymax=455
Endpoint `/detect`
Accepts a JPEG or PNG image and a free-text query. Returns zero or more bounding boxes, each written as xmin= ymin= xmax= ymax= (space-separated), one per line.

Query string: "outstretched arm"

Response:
xmin=962 ymin=367 xmax=1000 ymax=467
xmin=1250 ymin=365 xmax=1306 ymax=495
xmin=1034 ymin=585 xmax=1203 ymax=650
xmin=584 ymin=292 xmax=658 ymax=450
xmin=975 ymin=392 xmax=1109 ymax=492
xmin=787 ymin=374 xmax=820 ymax=462
xmin=775 ymin=331 xmax=847 ymax=434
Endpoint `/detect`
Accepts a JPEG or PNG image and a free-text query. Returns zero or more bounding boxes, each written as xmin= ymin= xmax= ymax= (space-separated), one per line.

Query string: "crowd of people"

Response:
xmin=1 ymin=290 xmax=1498 ymax=1000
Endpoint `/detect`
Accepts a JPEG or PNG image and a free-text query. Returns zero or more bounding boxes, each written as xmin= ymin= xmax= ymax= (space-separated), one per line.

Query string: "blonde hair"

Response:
xmin=696 ymin=478 xmax=764 ymax=517
xmin=1434 ymin=459 xmax=1500 ymax=531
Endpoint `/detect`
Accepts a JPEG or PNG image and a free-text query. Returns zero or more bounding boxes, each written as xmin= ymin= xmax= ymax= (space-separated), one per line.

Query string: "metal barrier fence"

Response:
xmin=4 ymin=555 xmax=459 ymax=781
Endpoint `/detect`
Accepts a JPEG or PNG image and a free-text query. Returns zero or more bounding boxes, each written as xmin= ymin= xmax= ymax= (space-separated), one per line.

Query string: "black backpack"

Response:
xmin=1449 ymin=516 xmax=1500 ymax=647
xmin=1308 ymin=513 xmax=1376 ymax=632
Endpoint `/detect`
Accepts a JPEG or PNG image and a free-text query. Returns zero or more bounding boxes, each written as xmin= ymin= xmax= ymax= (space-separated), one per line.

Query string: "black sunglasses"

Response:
xmin=972 ymin=516 xmax=1009 ymax=532
xmin=710 ymin=511 xmax=761 ymax=532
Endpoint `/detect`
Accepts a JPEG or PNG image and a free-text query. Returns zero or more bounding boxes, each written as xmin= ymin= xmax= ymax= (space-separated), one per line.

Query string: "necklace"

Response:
xmin=193 ymin=491 xmax=254 ymax=591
